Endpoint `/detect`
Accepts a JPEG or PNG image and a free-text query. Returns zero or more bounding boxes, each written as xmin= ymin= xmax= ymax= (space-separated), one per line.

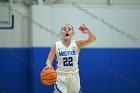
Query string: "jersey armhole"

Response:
xmin=74 ymin=40 xmax=80 ymax=52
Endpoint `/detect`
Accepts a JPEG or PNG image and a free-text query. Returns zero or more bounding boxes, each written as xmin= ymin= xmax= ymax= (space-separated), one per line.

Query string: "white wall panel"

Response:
xmin=31 ymin=5 xmax=53 ymax=47
xmin=0 ymin=4 xmax=29 ymax=47
xmin=31 ymin=5 xmax=140 ymax=48
xmin=112 ymin=0 xmax=140 ymax=5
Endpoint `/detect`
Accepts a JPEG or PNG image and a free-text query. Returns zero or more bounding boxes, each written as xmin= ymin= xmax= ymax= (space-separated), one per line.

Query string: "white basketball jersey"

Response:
xmin=55 ymin=40 xmax=79 ymax=73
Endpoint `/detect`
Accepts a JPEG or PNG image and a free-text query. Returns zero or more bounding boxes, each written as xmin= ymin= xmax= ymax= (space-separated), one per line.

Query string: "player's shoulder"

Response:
xmin=51 ymin=43 xmax=56 ymax=48
xmin=56 ymin=40 xmax=61 ymax=43
xmin=55 ymin=40 xmax=61 ymax=45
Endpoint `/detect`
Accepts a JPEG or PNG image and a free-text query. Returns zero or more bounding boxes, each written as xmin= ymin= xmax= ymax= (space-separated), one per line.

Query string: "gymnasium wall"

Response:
xmin=0 ymin=4 xmax=29 ymax=48
xmin=30 ymin=5 xmax=140 ymax=93
xmin=0 ymin=4 xmax=31 ymax=93
xmin=0 ymin=4 xmax=140 ymax=93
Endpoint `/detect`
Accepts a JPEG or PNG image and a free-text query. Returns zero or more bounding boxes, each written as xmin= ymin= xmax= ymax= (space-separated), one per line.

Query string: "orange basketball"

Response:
xmin=40 ymin=68 xmax=57 ymax=85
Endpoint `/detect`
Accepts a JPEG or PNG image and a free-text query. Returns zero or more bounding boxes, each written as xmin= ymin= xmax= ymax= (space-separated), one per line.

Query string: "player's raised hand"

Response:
xmin=78 ymin=24 xmax=89 ymax=34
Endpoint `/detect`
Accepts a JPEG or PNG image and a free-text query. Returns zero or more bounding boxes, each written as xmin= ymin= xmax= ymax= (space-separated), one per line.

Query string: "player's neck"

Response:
xmin=62 ymin=39 xmax=71 ymax=47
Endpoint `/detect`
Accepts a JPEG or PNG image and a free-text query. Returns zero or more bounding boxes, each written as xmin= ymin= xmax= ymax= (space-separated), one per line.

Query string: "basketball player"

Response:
xmin=45 ymin=24 xmax=96 ymax=93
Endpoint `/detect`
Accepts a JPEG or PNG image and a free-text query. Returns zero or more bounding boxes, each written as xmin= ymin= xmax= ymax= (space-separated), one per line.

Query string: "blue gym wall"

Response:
xmin=0 ymin=48 xmax=140 ymax=93
xmin=0 ymin=48 xmax=31 ymax=93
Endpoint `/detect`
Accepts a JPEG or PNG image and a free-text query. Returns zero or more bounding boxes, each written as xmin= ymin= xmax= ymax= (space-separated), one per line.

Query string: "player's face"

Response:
xmin=61 ymin=25 xmax=74 ymax=39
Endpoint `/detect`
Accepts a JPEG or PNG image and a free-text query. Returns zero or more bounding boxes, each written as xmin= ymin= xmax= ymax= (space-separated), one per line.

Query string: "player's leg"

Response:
xmin=54 ymin=73 xmax=68 ymax=93
xmin=68 ymin=73 xmax=81 ymax=93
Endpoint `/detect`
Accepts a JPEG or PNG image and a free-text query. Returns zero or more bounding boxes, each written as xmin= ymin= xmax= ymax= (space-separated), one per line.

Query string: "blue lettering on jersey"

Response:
xmin=59 ymin=51 xmax=76 ymax=56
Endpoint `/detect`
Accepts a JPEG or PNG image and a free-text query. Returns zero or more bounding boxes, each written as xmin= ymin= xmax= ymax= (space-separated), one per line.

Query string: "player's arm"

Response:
xmin=45 ymin=43 xmax=56 ymax=68
xmin=76 ymin=24 xmax=96 ymax=49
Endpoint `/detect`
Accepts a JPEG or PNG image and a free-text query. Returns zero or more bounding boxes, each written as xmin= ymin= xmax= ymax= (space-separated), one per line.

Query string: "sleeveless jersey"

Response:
xmin=55 ymin=40 xmax=79 ymax=73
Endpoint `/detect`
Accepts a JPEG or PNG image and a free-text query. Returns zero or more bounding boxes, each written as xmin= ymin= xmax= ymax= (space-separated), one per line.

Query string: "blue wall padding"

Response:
xmin=0 ymin=48 xmax=31 ymax=93
xmin=0 ymin=47 xmax=140 ymax=93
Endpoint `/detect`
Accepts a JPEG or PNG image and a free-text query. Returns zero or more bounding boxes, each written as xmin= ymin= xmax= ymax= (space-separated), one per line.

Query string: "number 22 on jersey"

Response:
xmin=63 ymin=57 xmax=73 ymax=66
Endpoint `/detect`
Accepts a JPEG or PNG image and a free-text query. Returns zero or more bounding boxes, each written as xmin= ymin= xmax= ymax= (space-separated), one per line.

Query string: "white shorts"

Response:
xmin=54 ymin=72 xmax=81 ymax=93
